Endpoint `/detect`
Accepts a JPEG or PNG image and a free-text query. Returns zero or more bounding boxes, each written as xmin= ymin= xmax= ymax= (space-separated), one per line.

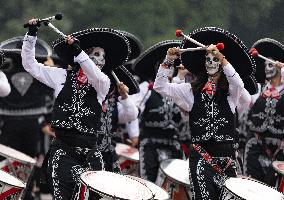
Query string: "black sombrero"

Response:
xmin=118 ymin=30 xmax=143 ymax=61
xmin=0 ymin=36 xmax=52 ymax=59
xmin=181 ymin=27 xmax=257 ymax=94
xmin=251 ymin=38 xmax=284 ymax=84
xmin=134 ymin=40 xmax=181 ymax=81
xmin=0 ymin=36 xmax=52 ymax=71
xmin=52 ymin=28 xmax=131 ymax=71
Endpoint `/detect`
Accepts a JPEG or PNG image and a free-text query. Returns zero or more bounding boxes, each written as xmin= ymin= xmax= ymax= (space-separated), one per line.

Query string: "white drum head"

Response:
xmin=115 ymin=143 xmax=139 ymax=162
xmin=80 ymin=171 xmax=153 ymax=200
xmin=126 ymin=175 xmax=169 ymax=200
xmin=160 ymin=159 xmax=190 ymax=186
xmin=273 ymin=161 xmax=284 ymax=175
xmin=0 ymin=170 xmax=25 ymax=188
xmin=224 ymin=177 xmax=284 ymax=200
xmin=0 ymin=144 xmax=36 ymax=164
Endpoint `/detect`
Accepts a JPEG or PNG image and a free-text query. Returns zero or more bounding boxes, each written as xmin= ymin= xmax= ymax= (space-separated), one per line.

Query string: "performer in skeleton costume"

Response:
xmin=0 ymin=36 xmax=53 ymax=158
xmin=154 ymin=27 xmax=257 ymax=199
xmin=244 ymin=38 xmax=284 ymax=186
xmin=95 ymin=31 xmax=140 ymax=173
xmin=129 ymin=40 xmax=185 ymax=184
xmin=0 ymin=50 xmax=11 ymax=97
xmin=22 ymin=19 xmax=131 ymax=199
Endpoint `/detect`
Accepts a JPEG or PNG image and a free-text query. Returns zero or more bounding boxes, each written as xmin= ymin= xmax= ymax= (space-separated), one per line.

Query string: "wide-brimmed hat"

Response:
xmin=0 ymin=36 xmax=52 ymax=58
xmin=181 ymin=27 xmax=257 ymax=94
xmin=134 ymin=40 xmax=181 ymax=81
xmin=251 ymin=38 xmax=284 ymax=84
xmin=53 ymin=28 xmax=131 ymax=71
xmin=106 ymin=65 xmax=139 ymax=95
xmin=118 ymin=30 xmax=143 ymax=61
xmin=0 ymin=36 xmax=52 ymax=71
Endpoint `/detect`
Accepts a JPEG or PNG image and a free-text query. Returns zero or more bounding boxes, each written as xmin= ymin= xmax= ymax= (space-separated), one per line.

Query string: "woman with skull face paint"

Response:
xmin=244 ymin=38 xmax=284 ymax=187
xmin=154 ymin=27 xmax=257 ymax=200
xmin=21 ymin=19 xmax=134 ymax=199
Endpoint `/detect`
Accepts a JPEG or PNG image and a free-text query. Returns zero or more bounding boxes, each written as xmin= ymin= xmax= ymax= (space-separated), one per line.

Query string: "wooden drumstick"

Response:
xmin=176 ymin=29 xmax=225 ymax=54
xmin=249 ymin=48 xmax=276 ymax=64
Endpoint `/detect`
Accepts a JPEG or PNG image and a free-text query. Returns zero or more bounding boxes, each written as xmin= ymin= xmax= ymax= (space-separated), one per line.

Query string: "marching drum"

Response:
xmin=273 ymin=161 xmax=284 ymax=193
xmin=0 ymin=144 xmax=36 ymax=182
xmin=80 ymin=171 xmax=154 ymax=200
xmin=160 ymin=159 xmax=191 ymax=200
xmin=126 ymin=175 xmax=169 ymax=200
xmin=0 ymin=169 xmax=26 ymax=200
xmin=115 ymin=143 xmax=139 ymax=176
xmin=220 ymin=176 xmax=284 ymax=200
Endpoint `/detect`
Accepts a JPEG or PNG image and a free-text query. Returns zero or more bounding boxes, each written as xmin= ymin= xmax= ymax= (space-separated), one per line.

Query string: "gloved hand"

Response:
xmin=66 ymin=35 xmax=82 ymax=57
xmin=27 ymin=19 xmax=41 ymax=36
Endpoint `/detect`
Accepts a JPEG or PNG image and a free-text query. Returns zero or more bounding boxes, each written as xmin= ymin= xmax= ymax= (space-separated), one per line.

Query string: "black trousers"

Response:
xmin=0 ymin=116 xmax=41 ymax=158
xmin=139 ymin=137 xmax=183 ymax=183
xmin=45 ymin=135 xmax=120 ymax=200
xmin=188 ymin=145 xmax=237 ymax=200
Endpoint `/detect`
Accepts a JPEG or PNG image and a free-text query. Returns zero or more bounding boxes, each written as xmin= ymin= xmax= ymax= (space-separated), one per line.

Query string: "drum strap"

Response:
xmin=192 ymin=144 xmax=232 ymax=175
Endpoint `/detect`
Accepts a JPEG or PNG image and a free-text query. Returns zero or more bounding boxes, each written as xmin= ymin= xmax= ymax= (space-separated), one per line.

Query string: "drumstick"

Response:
xmin=176 ymin=29 xmax=225 ymax=54
xmin=44 ymin=21 xmax=67 ymax=38
xmin=111 ymin=70 xmax=121 ymax=84
xmin=249 ymin=48 xmax=276 ymax=64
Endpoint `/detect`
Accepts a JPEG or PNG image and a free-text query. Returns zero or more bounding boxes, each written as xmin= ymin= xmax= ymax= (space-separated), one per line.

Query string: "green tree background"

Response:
xmin=0 ymin=0 xmax=283 ymax=50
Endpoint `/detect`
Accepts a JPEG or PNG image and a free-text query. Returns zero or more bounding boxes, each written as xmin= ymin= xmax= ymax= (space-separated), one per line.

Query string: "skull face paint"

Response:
xmin=264 ymin=60 xmax=277 ymax=79
xmin=205 ymin=53 xmax=221 ymax=75
xmin=88 ymin=47 xmax=106 ymax=69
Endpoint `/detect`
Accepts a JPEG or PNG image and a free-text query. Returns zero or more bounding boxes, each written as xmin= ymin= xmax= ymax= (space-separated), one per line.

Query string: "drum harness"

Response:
xmin=192 ymin=144 xmax=233 ymax=176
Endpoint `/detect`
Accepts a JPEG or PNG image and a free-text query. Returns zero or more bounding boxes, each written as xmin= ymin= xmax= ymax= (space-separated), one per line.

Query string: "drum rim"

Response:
xmin=272 ymin=161 xmax=284 ymax=175
xmin=79 ymin=171 xmax=154 ymax=200
xmin=115 ymin=143 xmax=139 ymax=162
xmin=223 ymin=176 xmax=284 ymax=199
xmin=0 ymin=144 xmax=36 ymax=164
xmin=125 ymin=175 xmax=169 ymax=200
xmin=159 ymin=158 xmax=190 ymax=186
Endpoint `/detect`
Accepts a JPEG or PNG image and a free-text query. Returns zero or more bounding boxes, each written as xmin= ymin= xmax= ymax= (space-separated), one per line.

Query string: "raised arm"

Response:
xmin=117 ymin=82 xmax=138 ymax=123
xmin=21 ymin=34 xmax=66 ymax=90
xmin=154 ymin=48 xmax=193 ymax=112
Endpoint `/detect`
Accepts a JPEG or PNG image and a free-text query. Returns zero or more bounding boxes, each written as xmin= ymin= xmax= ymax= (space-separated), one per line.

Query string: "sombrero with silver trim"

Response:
xmin=181 ymin=27 xmax=257 ymax=94
xmin=251 ymin=38 xmax=284 ymax=84
xmin=118 ymin=30 xmax=143 ymax=61
xmin=0 ymin=36 xmax=52 ymax=71
xmin=134 ymin=40 xmax=182 ymax=81
xmin=53 ymin=28 xmax=131 ymax=71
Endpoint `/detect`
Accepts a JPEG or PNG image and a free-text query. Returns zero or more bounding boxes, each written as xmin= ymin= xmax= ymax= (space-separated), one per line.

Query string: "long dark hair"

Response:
xmin=191 ymin=68 xmax=229 ymax=101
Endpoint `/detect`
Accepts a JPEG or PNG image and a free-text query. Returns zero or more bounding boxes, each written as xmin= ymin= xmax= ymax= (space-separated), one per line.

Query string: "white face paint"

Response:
xmin=264 ymin=60 xmax=277 ymax=79
xmin=88 ymin=47 xmax=106 ymax=69
xmin=205 ymin=53 xmax=221 ymax=75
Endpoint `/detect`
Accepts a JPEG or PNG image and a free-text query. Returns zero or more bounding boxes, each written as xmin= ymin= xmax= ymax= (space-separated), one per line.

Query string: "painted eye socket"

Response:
xmin=206 ymin=57 xmax=211 ymax=62
xmin=213 ymin=57 xmax=219 ymax=62
xmin=268 ymin=63 xmax=273 ymax=68
xmin=94 ymin=52 xmax=100 ymax=56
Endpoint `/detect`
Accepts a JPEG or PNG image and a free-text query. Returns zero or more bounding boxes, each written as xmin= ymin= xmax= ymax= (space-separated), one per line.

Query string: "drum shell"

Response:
xmin=0 ymin=170 xmax=25 ymax=200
